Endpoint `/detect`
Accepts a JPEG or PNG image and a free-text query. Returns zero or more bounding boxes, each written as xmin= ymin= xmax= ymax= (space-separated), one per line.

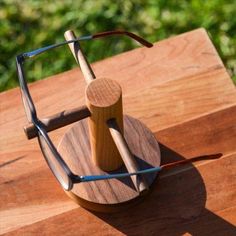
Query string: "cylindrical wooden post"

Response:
xmin=86 ymin=78 xmax=123 ymax=171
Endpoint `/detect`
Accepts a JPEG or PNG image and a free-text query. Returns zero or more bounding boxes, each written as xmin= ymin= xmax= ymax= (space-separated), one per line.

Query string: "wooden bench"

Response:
xmin=0 ymin=28 xmax=235 ymax=235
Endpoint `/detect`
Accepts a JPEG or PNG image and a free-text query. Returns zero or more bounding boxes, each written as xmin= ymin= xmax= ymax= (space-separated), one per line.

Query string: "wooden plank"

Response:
xmin=93 ymin=28 xmax=227 ymax=92
xmin=1 ymin=105 xmax=235 ymax=234
xmin=0 ymin=28 xmax=236 ymax=235
xmin=1 ymin=29 xmax=235 ymax=154
xmin=3 ymin=153 xmax=235 ymax=236
xmin=155 ymin=105 xmax=236 ymax=164
xmin=124 ymin=66 xmax=236 ymax=131
xmin=1 ymin=30 xmax=235 ymax=156
xmin=1 ymin=72 xmax=234 ymax=185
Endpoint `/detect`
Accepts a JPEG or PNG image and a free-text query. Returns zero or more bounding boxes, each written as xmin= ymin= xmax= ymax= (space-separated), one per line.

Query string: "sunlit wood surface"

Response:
xmin=0 ymin=28 xmax=236 ymax=235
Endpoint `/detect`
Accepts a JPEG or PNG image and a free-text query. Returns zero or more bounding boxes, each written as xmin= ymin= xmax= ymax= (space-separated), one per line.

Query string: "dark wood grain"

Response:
xmin=107 ymin=118 xmax=149 ymax=193
xmin=57 ymin=115 xmax=160 ymax=212
xmin=23 ymin=105 xmax=90 ymax=139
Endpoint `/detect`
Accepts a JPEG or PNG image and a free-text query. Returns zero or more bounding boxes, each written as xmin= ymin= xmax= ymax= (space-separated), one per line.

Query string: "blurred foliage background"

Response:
xmin=0 ymin=0 xmax=235 ymax=92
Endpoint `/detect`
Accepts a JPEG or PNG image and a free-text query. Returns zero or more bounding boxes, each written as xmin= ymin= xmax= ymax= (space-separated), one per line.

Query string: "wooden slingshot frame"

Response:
xmin=16 ymin=30 xmax=221 ymax=212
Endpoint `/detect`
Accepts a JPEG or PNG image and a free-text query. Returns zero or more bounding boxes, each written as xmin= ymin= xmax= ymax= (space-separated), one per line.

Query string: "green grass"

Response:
xmin=1 ymin=0 xmax=235 ymax=92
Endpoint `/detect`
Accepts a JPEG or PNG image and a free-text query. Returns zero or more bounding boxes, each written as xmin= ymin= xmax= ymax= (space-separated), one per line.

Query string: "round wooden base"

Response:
xmin=58 ymin=115 xmax=161 ymax=212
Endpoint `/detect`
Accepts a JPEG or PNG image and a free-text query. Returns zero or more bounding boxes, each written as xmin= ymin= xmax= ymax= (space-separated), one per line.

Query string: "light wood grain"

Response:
xmin=86 ymin=78 xmax=124 ymax=171
xmin=1 ymin=28 xmax=236 ymax=235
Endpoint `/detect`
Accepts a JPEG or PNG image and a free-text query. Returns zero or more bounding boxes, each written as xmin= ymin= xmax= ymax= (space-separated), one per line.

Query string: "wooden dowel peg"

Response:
xmin=86 ymin=78 xmax=124 ymax=171
xmin=64 ymin=30 xmax=96 ymax=84
xmin=107 ymin=118 xmax=149 ymax=194
xmin=24 ymin=105 xmax=90 ymax=139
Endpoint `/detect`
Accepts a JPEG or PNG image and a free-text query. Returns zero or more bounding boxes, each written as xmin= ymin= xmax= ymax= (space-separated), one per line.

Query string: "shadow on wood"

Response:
xmin=93 ymin=143 xmax=236 ymax=236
